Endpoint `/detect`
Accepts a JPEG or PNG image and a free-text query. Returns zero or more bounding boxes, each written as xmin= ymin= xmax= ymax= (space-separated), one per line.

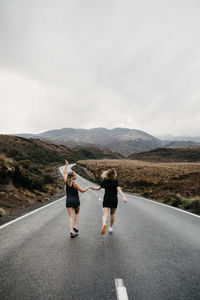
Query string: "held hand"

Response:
xmin=65 ymin=160 xmax=68 ymax=166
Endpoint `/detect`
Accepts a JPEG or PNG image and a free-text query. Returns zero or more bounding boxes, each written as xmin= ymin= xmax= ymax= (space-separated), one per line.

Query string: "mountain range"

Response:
xmin=16 ymin=127 xmax=200 ymax=156
xmin=158 ymin=135 xmax=200 ymax=142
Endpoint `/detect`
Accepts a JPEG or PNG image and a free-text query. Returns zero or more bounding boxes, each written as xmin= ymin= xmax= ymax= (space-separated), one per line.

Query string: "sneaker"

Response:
xmin=73 ymin=227 xmax=79 ymax=234
xmin=70 ymin=232 xmax=76 ymax=238
xmin=101 ymin=224 xmax=107 ymax=234
xmin=108 ymin=227 xmax=113 ymax=233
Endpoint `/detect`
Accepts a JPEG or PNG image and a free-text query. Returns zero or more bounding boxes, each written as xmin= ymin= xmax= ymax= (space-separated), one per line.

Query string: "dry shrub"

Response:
xmin=75 ymin=159 xmax=200 ymax=214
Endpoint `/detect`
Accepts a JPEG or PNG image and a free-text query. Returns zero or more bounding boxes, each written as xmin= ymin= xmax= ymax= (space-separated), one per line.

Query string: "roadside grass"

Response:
xmin=73 ymin=159 xmax=200 ymax=215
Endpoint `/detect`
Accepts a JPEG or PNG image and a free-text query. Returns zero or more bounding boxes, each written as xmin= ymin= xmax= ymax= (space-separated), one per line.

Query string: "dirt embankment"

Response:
xmin=0 ymin=154 xmax=64 ymax=218
xmin=0 ymin=134 xmax=121 ymax=219
xmin=74 ymin=159 xmax=200 ymax=215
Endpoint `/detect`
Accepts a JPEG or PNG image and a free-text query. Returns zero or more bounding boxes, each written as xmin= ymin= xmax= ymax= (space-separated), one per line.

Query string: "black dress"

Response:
xmin=66 ymin=182 xmax=80 ymax=208
xmin=100 ymin=178 xmax=120 ymax=208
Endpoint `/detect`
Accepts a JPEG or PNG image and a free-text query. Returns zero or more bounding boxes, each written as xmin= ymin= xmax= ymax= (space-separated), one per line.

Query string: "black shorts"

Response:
xmin=103 ymin=197 xmax=118 ymax=209
xmin=66 ymin=196 xmax=80 ymax=208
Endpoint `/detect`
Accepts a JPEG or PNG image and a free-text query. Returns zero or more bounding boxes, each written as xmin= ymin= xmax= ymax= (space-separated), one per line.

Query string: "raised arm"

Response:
xmin=63 ymin=160 xmax=68 ymax=183
xmin=74 ymin=183 xmax=92 ymax=193
xmin=117 ymin=186 xmax=128 ymax=203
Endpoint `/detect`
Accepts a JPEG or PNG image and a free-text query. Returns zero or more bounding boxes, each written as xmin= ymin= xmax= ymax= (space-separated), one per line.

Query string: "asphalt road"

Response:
xmin=0 ymin=165 xmax=200 ymax=300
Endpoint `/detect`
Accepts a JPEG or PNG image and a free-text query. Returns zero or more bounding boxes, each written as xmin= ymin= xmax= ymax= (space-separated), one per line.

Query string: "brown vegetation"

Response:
xmin=0 ymin=134 xmax=121 ymax=217
xmin=0 ymin=153 xmax=63 ymax=217
xmin=0 ymin=135 xmax=121 ymax=165
xmin=128 ymin=147 xmax=200 ymax=162
xmin=74 ymin=159 xmax=200 ymax=215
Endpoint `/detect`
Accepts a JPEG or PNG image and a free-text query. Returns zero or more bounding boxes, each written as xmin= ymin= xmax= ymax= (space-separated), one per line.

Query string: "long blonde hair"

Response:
xmin=66 ymin=171 xmax=75 ymax=185
xmin=101 ymin=168 xmax=117 ymax=180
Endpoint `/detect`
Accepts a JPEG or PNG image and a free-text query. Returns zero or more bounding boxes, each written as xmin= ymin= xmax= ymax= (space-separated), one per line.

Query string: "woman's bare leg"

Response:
xmin=74 ymin=206 xmax=80 ymax=228
xmin=101 ymin=207 xmax=109 ymax=234
xmin=102 ymin=207 xmax=109 ymax=225
xmin=67 ymin=207 xmax=74 ymax=233
xmin=110 ymin=208 xmax=116 ymax=227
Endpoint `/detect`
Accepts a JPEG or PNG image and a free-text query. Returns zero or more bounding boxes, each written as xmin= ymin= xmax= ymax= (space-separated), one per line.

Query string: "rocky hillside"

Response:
xmin=0 ymin=135 xmax=122 ymax=163
xmin=0 ymin=153 xmax=63 ymax=217
xmin=0 ymin=135 xmax=121 ymax=217
xmin=128 ymin=147 xmax=200 ymax=162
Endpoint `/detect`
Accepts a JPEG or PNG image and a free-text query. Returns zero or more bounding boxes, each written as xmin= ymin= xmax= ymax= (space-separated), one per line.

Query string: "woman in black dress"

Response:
xmin=92 ymin=168 xmax=128 ymax=234
xmin=64 ymin=160 xmax=91 ymax=237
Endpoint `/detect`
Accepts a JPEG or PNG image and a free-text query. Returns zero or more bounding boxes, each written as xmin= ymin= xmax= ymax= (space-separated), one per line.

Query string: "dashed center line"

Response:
xmin=115 ymin=278 xmax=129 ymax=300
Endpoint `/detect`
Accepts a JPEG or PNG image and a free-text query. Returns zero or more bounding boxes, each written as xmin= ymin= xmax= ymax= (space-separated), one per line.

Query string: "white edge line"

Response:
xmin=4 ymin=163 xmax=197 ymax=230
xmin=0 ymin=163 xmax=74 ymax=230
xmin=70 ymin=164 xmax=200 ymax=219
xmin=0 ymin=196 xmax=65 ymax=230
xmin=69 ymin=163 xmax=200 ymax=220
xmin=115 ymin=278 xmax=129 ymax=300
xmin=128 ymin=193 xmax=200 ymax=219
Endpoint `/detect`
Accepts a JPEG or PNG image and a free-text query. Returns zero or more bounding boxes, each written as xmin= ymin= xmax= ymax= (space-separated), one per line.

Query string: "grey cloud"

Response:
xmin=0 ymin=0 xmax=200 ymax=136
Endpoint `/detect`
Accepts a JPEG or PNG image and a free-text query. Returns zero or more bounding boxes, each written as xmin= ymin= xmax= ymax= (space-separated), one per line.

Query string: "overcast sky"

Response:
xmin=0 ymin=0 xmax=200 ymax=137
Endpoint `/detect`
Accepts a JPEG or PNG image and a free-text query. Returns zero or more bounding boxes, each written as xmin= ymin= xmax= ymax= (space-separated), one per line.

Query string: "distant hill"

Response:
xmin=16 ymin=127 xmax=200 ymax=156
xmin=128 ymin=147 xmax=200 ymax=162
xmin=17 ymin=127 xmax=164 ymax=156
xmin=0 ymin=135 xmax=122 ymax=164
xmin=163 ymin=141 xmax=200 ymax=148
xmin=159 ymin=135 xmax=200 ymax=143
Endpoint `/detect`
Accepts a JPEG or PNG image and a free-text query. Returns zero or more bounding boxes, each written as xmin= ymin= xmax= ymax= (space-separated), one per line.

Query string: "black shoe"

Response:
xmin=73 ymin=227 xmax=79 ymax=234
xmin=70 ymin=232 xmax=76 ymax=238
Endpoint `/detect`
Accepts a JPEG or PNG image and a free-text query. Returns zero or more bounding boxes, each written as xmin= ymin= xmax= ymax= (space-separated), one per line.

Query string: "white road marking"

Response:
xmin=2 ymin=163 xmax=198 ymax=230
xmin=1 ymin=163 xmax=94 ymax=229
xmin=61 ymin=164 xmax=200 ymax=219
xmin=70 ymin=163 xmax=200 ymax=219
xmin=131 ymin=194 xmax=200 ymax=219
xmin=0 ymin=197 xmax=65 ymax=230
xmin=115 ymin=279 xmax=129 ymax=300
xmin=1 ymin=164 xmax=92 ymax=229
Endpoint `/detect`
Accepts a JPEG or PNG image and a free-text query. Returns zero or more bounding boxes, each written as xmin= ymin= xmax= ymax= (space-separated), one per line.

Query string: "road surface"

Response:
xmin=0 ymin=165 xmax=200 ymax=300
